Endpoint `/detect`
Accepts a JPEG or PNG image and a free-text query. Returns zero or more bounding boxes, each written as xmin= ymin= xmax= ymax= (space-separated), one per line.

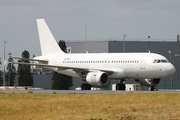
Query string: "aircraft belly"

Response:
xmin=108 ymin=68 xmax=127 ymax=79
xmin=47 ymin=67 xmax=80 ymax=78
xmin=125 ymin=67 xmax=150 ymax=79
xmin=58 ymin=70 xmax=80 ymax=78
xmin=124 ymin=68 xmax=137 ymax=79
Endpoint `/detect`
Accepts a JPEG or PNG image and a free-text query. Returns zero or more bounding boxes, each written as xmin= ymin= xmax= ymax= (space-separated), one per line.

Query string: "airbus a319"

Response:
xmin=13 ymin=19 xmax=175 ymax=91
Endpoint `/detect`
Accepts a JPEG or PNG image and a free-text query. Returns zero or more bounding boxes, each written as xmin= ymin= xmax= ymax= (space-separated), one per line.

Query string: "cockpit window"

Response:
xmin=157 ymin=60 xmax=161 ymax=63
xmin=161 ymin=60 xmax=168 ymax=63
xmin=153 ymin=59 xmax=168 ymax=63
xmin=153 ymin=60 xmax=157 ymax=63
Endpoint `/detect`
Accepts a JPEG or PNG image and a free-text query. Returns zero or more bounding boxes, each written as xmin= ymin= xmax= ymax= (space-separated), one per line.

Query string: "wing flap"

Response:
xmin=12 ymin=61 xmax=66 ymax=70
xmin=12 ymin=57 xmax=48 ymax=62
xmin=12 ymin=57 xmax=48 ymax=64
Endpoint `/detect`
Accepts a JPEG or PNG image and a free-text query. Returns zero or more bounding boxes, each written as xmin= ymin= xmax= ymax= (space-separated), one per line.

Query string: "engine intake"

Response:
xmin=86 ymin=71 xmax=109 ymax=86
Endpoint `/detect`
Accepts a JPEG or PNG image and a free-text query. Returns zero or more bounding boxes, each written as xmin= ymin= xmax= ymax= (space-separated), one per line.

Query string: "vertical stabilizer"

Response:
xmin=36 ymin=19 xmax=65 ymax=55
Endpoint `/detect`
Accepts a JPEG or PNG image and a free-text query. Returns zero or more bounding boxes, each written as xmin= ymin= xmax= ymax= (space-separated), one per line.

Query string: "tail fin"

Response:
xmin=36 ymin=19 xmax=65 ymax=55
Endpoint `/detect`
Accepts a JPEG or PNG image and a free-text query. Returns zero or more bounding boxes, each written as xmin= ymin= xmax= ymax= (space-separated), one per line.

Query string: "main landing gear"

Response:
xmin=116 ymin=80 xmax=126 ymax=91
xmin=81 ymin=83 xmax=92 ymax=90
xmin=116 ymin=83 xmax=126 ymax=90
xmin=150 ymin=86 xmax=155 ymax=91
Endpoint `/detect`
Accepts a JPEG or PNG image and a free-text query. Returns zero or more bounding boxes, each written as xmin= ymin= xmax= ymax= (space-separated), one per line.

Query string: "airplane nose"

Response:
xmin=166 ymin=64 xmax=176 ymax=76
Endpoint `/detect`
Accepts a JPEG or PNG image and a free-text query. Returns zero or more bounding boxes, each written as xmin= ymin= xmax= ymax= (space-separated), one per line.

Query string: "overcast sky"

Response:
xmin=0 ymin=0 xmax=180 ymax=69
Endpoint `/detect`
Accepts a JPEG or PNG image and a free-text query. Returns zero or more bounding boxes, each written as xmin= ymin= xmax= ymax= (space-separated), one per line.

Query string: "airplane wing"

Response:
xmin=12 ymin=58 xmax=114 ymax=74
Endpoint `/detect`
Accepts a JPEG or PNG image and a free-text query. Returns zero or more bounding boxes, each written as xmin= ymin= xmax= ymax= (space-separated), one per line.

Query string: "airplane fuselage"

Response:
xmin=38 ymin=52 xmax=175 ymax=80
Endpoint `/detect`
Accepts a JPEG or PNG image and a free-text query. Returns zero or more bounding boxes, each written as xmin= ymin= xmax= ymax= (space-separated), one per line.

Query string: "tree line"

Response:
xmin=0 ymin=40 xmax=73 ymax=90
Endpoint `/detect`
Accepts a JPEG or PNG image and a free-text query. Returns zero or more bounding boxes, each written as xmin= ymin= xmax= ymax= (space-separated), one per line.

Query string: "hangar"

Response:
xmin=14 ymin=38 xmax=180 ymax=90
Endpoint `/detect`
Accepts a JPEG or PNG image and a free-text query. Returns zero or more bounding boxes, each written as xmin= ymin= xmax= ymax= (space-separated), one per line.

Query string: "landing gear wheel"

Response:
xmin=116 ymin=83 xmax=126 ymax=91
xmin=81 ymin=83 xmax=87 ymax=90
xmin=116 ymin=83 xmax=121 ymax=90
xmin=81 ymin=83 xmax=92 ymax=90
xmin=121 ymin=84 xmax=126 ymax=90
xmin=87 ymin=84 xmax=92 ymax=90
xmin=150 ymin=86 xmax=155 ymax=91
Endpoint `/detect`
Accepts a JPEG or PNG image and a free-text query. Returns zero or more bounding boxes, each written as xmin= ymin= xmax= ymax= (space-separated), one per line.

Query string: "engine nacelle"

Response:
xmin=86 ymin=71 xmax=109 ymax=86
xmin=135 ymin=78 xmax=160 ymax=87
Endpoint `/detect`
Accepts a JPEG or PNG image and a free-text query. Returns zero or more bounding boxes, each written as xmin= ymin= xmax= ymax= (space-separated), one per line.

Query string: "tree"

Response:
xmin=58 ymin=40 xmax=67 ymax=53
xmin=52 ymin=72 xmax=73 ymax=90
xmin=0 ymin=58 xmax=2 ymax=85
xmin=52 ymin=40 xmax=73 ymax=90
xmin=17 ymin=50 xmax=33 ymax=86
xmin=0 ymin=70 xmax=3 ymax=86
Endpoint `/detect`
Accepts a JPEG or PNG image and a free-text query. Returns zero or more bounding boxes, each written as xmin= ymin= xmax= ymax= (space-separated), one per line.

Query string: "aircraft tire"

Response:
xmin=116 ymin=83 xmax=126 ymax=91
xmin=87 ymin=84 xmax=92 ymax=90
xmin=81 ymin=83 xmax=87 ymax=90
xmin=81 ymin=83 xmax=92 ymax=90
xmin=150 ymin=86 xmax=155 ymax=91
xmin=121 ymin=84 xmax=126 ymax=90
xmin=116 ymin=83 xmax=120 ymax=90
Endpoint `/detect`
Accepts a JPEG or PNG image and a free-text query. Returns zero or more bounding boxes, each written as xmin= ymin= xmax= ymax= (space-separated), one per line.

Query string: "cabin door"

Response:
xmin=140 ymin=55 xmax=148 ymax=69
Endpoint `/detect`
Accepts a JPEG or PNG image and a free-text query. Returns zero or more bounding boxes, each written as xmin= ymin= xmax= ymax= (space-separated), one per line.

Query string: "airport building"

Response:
xmin=66 ymin=37 xmax=180 ymax=90
xmin=14 ymin=37 xmax=180 ymax=90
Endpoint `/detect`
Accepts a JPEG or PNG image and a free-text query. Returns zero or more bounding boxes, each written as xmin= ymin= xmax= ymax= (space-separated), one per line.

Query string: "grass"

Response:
xmin=0 ymin=92 xmax=180 ymax=120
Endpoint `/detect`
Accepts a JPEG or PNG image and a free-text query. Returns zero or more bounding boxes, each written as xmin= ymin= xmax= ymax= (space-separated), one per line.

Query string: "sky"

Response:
xmin=0 ymin=0 xmax=180 ymax=69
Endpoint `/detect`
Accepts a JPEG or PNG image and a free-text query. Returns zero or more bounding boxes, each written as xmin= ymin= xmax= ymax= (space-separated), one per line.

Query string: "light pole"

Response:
xmin=123 ymin=33 xmax=127 ymax=53
xmin=3 ymin=40 xmax=8 ymax=86
xmin=8 ymin=51 xmax=12 ymax=86
xmin=168 ymin=49 xmax=172 ymax=89
xmin=148 ymin=36 xmax=150 ymax=45
xmin=175 ymin=54 xmax=180 ymax=88
xmin=85 ymin=25 xmax=87 ymax=41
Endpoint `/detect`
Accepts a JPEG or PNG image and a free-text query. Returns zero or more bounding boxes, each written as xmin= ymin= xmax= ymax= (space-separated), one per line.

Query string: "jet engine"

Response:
xmin=86 ymin=71 xmax=109 ymax=86
xmin=135 ymin=78 xmax=160 ymax=87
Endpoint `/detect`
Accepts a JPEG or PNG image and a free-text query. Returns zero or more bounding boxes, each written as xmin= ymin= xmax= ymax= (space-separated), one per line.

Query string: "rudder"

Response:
xmin=36 ymin=19 xmax=65 ymax=55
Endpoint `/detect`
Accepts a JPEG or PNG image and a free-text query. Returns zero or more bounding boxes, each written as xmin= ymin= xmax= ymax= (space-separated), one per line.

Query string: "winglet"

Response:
xmin=36 ymin=19 xmax=65 ymax=55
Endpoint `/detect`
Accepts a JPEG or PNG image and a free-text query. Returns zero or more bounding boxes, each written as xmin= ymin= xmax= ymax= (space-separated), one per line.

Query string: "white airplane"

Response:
xmin=13 ymin=19 xmax=175 ymax=91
